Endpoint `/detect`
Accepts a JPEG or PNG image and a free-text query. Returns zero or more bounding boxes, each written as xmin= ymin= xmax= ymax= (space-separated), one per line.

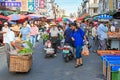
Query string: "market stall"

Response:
xmin=107 ymin=12 xmax=120 ymax=50
xmin=97 ymin=13 xmax=120 ymax=80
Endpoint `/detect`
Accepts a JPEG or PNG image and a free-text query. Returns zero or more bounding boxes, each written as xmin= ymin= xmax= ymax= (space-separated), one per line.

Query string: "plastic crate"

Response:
xmin=107 ymin=62 xmax=120 ymax=80
xmin=102 ymin=56 xmax=120 ymax=77
xmin=101 ymin=55 xmax=120 ymax=61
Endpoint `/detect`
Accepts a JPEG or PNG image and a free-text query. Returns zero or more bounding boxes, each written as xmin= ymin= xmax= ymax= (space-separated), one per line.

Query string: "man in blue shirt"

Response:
xmin=19 ymin=22 xmax=30 ymax=41
xmin=97 ymin=21 xmax=108 ymax=50
xmin=80 ymin=20 xmax=86 ymax=32
xmin=64 ymin=24 xmax=73 ymax=46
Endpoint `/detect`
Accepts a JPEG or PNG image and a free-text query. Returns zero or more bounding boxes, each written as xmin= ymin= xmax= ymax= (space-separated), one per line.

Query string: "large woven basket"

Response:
xmin=9 ymin=54 xmax=32 ymax=72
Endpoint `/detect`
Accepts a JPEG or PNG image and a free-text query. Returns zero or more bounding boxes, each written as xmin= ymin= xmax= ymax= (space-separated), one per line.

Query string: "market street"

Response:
xmin=0 ymin=40 xmax=103 ymax=80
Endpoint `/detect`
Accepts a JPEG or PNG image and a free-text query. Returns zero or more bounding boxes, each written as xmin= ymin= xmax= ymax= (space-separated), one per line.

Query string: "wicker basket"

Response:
xmin=9 ymin=54 xmax=32 ymax=72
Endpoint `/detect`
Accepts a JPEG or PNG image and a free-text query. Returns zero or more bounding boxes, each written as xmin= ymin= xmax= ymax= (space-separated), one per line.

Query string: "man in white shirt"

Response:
xmin=4 ymin=26 xmax=22 ymax=67
xmin=49 ymin=22 xmax=59 ymax=56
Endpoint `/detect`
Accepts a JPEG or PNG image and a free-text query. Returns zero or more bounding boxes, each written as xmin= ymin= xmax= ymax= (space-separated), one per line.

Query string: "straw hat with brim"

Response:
xmin=10 ymin=25 xmax=20 ymax=32
xmin=50 ymin=22 xmax=56 ymax=26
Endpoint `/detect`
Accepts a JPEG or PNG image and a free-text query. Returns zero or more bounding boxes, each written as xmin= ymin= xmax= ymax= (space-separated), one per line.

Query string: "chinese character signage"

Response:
xmin=0 ymin=2 xmax=21 ymax=7
xmin=40 ymin=0 xmax=44 ymax=8
xmin=28 ymin=2 xmax=34 ymax=12
xmin=28 ymin=0 xmax=34 ymax=12
xmin=34 ymin=0 xmax=39 ymax=12
xmin=0 ymin=0 xmax=21 ymax=7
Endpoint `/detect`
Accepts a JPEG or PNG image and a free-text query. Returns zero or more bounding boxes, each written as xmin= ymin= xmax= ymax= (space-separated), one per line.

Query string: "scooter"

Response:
xmin=62 ymin=45 xmax=74 ymax=62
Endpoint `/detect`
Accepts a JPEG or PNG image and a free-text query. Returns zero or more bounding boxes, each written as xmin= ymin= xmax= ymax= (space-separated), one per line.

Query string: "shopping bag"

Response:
xmin=82 ymin=45 xmax=89 ymax=56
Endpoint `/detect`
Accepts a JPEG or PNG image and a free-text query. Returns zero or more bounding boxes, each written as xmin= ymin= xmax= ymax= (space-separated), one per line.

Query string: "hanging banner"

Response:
xmin=0 ymin=2 xmax=21 ymax=7
xmin=34 ymin=0 xmax=39 ymax=12
xmin=20 ymin=0 xmax=28 ymax=11
xmin=0 ymin=0 xmax=21 ymax=7
xmin=118 ymin=2 xmax=120 ymax=9
xmin=28 ymin=0 xmax=34 ymax=12
xmin=40 ymin=0 xmax=44 ymax=8
xmin=28 ymin=2 xmax=34 ymax=12
xmin=109 ymin=0 xmax=113 ymax=10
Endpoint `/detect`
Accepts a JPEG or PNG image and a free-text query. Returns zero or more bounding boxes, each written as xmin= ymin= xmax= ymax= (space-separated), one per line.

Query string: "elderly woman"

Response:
xmin=49 ymin=22 xmax=60 ymax=56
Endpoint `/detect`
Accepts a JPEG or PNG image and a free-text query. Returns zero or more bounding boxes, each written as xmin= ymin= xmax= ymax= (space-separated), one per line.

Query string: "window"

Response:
xmin=93 ymin=0 xmax=97 ymax=4
xmin=93 ymin=8 xmax=97 ymax=13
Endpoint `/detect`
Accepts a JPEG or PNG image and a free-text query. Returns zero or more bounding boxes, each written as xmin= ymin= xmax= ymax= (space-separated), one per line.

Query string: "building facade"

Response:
xmin=78 ymin=0 xmax=99 ymax=17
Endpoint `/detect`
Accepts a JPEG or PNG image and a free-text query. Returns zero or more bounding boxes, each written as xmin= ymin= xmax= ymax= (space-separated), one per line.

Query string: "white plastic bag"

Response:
xmin=82 ymin=45 xmax=89 ymax=56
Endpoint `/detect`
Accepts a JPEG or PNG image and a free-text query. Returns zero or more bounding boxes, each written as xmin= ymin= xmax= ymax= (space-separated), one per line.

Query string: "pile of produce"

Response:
xmin=18 ymin=41 xmax=33 ymax=55
xmin=59 ymin=35 xmax=63 ymax=40
xmin=41 ymin=34 xmax=49 ymax=41
xmin=18 ymin=48 xmax=33 ymax=55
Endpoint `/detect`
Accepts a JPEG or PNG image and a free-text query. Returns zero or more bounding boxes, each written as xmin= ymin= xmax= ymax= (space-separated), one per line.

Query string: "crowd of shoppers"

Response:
xmin=0 ymin=18 xmax=112 ymax=68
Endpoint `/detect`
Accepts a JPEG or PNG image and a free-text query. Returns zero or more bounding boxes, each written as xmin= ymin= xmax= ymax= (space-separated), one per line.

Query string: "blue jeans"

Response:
xmin=30 ymin=35 xmax=36 ymax=47
xmin=75 ymin=46 xmax=82 ymax=59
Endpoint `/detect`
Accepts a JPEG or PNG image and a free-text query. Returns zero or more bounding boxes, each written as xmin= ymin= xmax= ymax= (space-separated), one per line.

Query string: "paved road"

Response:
xmin=0 ymin=40 xmax=103 ymax=80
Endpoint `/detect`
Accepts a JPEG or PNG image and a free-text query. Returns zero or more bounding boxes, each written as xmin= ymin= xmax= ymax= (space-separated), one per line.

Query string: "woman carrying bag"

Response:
xmin=71 ymin=23 xmax=86 ymax=68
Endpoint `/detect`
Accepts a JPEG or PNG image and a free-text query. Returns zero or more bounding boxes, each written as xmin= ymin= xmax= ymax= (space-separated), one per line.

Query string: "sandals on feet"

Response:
xmin=75 ymin=64 xmax=80 ymax=68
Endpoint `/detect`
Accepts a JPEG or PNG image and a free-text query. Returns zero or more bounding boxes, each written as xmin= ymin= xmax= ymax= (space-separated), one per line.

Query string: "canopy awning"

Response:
xmin=0 ymin=15 xmax=9 ymax=20
xmin=77 ymin=13 xmax=89 ymax=21
xmin=113 ymin=12 xmax=120 ymax=19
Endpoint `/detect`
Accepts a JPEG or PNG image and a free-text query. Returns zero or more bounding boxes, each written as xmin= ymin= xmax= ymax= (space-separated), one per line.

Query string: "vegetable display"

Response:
xmin=25 ymin=41 xmax=33 ymax=49
xmin=18 ymin=48 xmax=33 ymax=55
xmin=41 ymin=34 xmax=49 ymax=40
xmin=17 ymin=41 xmax=33 ymax=55
xmin=59 ymin=35 xmax=63 ymax=40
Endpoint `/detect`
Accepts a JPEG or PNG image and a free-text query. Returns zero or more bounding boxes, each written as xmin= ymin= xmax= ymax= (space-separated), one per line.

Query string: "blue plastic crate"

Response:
xmin=101 ymin=55 xmax=120 ymax=61
xmin=109 ymin=61 xmax=120 ymax=72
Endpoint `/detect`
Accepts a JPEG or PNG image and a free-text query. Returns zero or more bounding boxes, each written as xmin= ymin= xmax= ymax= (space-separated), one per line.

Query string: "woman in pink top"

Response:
xmin=30 ymin=22 xmax=38 ymax=47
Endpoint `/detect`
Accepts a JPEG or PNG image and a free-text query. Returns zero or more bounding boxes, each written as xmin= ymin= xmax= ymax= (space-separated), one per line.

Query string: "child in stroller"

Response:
xmin=44 ymin=40 xmax=55 ymax=58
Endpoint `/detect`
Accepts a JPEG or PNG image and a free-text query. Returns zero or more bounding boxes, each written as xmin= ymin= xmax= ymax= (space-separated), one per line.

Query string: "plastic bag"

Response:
xmin=82 ymin=45 xmax=89 ymax=56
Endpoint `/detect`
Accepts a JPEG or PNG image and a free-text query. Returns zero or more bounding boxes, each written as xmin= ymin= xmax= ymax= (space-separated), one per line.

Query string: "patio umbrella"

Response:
xmin=9 ymin=21 xmax=17 ymax=24
xmin=56 ymin=18 xmax=62 ymax=22
xmin=27 ymin=14 xmax=41 ymax=19
xmin=0 ymin=15 xmax=9 ymax=20
xmin=0 ymin=10 xmax=15 ymax=16
xmin=113 ymin=12 xmax=120 ymax=19
xmin=19 ymin=14 xmax=28 ymax=19
xmin=0 ymin=21 xmax=2 ymax=25
xmin=63 ymin=18 xmax=72 ymax=23
xmin=98 ymin=14 xmax=112 ymax=19
xmin=7 ymin=14 xmax=20 ymax=21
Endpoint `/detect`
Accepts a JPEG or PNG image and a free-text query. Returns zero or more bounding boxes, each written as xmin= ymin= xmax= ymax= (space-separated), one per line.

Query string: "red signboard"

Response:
xmin=40 ymin=0 xmax=44 ymax=8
